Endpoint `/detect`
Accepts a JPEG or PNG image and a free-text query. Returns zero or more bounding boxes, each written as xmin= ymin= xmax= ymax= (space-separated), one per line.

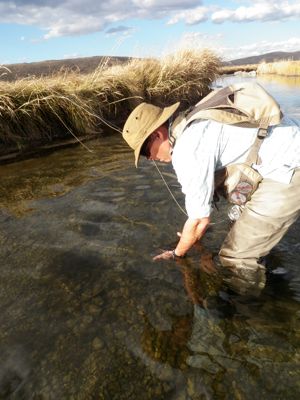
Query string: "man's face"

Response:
xmin=143 ymin=125 xmax=172 ymax=163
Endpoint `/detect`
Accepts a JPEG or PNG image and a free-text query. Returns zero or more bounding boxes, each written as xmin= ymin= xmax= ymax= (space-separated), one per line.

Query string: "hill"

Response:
xmin=227 ymin=50 xmax=300 ymax=66
xmin=1 ymin=55 xmax=131 ymax=81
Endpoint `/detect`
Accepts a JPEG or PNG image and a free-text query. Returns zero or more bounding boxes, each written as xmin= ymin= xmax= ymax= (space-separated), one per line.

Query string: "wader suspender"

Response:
xmin=169 ymin=86 xmax=271 ymax=166
xmin=244 ymin=119 xmax=269 ymax=165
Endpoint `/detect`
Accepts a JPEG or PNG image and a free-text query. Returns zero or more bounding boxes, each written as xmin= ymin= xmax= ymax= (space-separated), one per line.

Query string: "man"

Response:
xmin=122 ymin=99 xmax=300 ymax=278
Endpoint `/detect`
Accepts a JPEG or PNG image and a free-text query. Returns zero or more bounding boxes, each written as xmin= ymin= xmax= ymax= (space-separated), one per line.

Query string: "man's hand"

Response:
xmin=153 ymin=217 xmax=210 ymax=261
xmin=153 ymin=250 xmax=175 ymax=261
xmin=175 ymin=217 xmax=210 ymax=256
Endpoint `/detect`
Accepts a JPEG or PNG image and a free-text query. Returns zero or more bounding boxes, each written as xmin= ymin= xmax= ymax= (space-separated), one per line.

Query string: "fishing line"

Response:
xmin=152 ymin=160 xmax=188 ymax=216
xmin=152 ymin=160 xmax=228 ymax=225
xmin=50 ymin=102 xmax=228 ymax=226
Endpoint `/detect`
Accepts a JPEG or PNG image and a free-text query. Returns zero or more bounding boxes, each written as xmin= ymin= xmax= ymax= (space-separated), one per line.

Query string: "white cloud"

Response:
xmin=175 ymin=31 xmax=223 ymax=49
xmin=217 ymin=37 xmax=300 ymax=60
xmin=0 ymin=1 xmax=202 ymax=39
xmin=168 ymin=6 xmax=209 ymax=25
xmin=133 ymin=0 xmax=200 ymax=10
xmin=173 ymin=31 xmax=300 ymax=61
xmin=211 ymin=1 xmax=300 ymax=23
xmin=44 ymin=16 xmax=106 ymax=39
xmin=0 ymin=1 xmax=299 ymax=41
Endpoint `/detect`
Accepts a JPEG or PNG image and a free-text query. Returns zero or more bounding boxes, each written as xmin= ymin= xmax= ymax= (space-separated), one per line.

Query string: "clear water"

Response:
xmin=0 ymin=76 xmax=299 ymax=399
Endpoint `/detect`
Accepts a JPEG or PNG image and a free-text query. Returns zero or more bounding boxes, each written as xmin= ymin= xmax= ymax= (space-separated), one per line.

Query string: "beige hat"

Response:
xmin=122 ymin=102 xmax=180 ymax=167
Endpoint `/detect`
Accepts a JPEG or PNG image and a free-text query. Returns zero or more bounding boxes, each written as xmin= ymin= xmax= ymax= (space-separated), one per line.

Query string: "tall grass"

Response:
xmin=0 ymin=49 xmax=220 ymax=150
xmin=0 ymin=72 xmax=99 ymax=150
xmin=257 ymin=60 xmax=300 ymax=76
xmin=220 ymin=64 xmax=258 ymax=75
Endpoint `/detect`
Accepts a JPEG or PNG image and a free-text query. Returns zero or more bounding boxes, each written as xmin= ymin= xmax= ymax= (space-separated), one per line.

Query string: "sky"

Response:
xmin=0 ymin=0 xmax=300 ymax=65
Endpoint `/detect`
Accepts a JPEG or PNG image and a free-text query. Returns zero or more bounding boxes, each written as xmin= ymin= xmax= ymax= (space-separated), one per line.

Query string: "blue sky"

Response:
xmin=0 ymin=0 xmax=300 ymax=64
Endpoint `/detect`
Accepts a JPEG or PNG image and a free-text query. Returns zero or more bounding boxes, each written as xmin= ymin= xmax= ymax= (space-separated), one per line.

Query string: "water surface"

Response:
xmin=0 ymin=75 xmax=299 ymax=399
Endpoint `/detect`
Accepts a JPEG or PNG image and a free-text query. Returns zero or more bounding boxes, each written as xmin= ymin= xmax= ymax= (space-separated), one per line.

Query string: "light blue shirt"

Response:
xmin=172 ymin=116 xmax=300 ymax=219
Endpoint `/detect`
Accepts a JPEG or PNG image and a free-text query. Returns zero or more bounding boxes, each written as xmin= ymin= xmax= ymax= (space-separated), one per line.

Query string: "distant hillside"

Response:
xmin=2 ymin=50 xmax=300 ymax=81
xmin=1 ymin=56 xmax=131 ymax=81
xmin=227 ymin=50 xmax=300 ymax=66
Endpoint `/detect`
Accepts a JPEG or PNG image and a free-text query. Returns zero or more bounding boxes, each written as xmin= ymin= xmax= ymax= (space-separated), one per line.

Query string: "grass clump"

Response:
xmin=0 ymin=49 xmax=220 ymax=153
xmin=0 ymin=72 xmax=98 ymax=150
xmin=257 ymin=60 xmax=300 ymax=76
xmin=132 ymin=49 xmax=220 ymax=107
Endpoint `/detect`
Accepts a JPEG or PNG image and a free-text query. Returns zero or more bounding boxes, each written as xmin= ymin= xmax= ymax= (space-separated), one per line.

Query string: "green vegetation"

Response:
xmin=0 ymin=49 xmax=220 ymax=158
xmin=257 ymin=60 xmax=300 ymax=76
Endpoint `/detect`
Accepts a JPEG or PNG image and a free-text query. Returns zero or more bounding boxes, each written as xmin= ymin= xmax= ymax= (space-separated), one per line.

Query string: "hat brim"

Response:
xmin=134 ymin=102 xmax=180 ymax=167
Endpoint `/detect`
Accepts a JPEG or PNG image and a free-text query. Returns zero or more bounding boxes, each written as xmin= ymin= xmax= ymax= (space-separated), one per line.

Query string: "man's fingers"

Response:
xmin=153 ymin=250 xmax=173 ymax=261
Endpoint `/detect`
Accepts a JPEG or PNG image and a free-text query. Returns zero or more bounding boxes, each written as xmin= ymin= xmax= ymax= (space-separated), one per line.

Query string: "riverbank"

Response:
xmin=2 ymin=53 xmax=299 ymax=165
xmin=220 ymin=64 xmax=258 ymax=75
xmin=0 ymin=49 xmax=220 ymax=163
xmin=220 ymin=60 xmax=300 ymax=77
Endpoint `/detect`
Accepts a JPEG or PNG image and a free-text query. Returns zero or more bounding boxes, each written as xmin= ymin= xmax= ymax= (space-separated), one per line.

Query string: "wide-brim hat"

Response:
xmin=122 ymin=102 xmax=180 ymax=167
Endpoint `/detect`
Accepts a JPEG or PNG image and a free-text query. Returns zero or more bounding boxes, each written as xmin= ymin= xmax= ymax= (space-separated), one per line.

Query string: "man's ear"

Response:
xmin=156 ymin=131 xmax=163 ymax=140
xmin=156 ymin=124 xmax=168 ymax=140
xmin=151 ymin=129 xmax=161 ymax=141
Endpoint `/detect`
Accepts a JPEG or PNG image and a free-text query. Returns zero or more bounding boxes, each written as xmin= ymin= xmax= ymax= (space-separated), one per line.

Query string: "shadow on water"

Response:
xmin=0 ymin=80 xmax=300 ymax=399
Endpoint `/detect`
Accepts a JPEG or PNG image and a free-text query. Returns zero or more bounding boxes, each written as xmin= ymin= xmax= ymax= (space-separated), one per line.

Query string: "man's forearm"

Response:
xmin=175 ymin=217 xmax=210 ymax=257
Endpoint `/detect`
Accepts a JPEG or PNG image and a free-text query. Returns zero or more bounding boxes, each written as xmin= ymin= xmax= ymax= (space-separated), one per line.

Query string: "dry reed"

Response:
xmin=220 ymin=64 xmax=258 ymax=75
xmin=257 ymin=60 xmax=300 ymax=76
xmin=0 ymin=49 xmax=220 ymax=150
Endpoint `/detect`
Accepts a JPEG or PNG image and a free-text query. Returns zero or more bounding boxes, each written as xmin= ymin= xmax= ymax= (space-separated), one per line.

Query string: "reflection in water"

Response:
xmin=0 ymin=135 xmax=131 ymax=216
xmin=138 ymin=246 xmax=300 ymax=399
xmin=0 ymin=78 xmax=300 ymax=398
xmin=257 ymin=74 xmax=300 ymax=88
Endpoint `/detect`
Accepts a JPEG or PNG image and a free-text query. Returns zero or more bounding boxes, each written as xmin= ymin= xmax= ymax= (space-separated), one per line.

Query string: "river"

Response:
xmin=0 ymin=75 xmax=299 ymax=399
